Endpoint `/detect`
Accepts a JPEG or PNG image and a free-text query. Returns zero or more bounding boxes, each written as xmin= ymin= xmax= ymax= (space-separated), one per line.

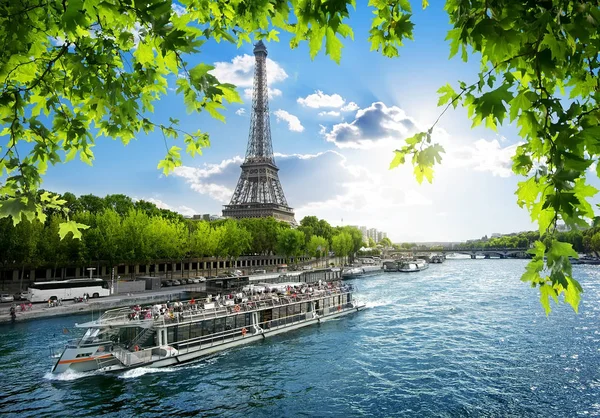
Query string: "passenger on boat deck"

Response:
xmin=189 ymin=297 xmax=195 ymax=305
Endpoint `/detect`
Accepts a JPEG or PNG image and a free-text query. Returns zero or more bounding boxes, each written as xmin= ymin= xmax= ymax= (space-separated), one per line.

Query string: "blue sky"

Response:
xmin=41 ymin=3 xmax=552 ymax=242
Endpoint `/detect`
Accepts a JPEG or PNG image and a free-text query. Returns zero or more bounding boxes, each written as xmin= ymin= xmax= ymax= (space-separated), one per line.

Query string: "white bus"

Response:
xmin=28 ymin=279 xmax=110 ymax=303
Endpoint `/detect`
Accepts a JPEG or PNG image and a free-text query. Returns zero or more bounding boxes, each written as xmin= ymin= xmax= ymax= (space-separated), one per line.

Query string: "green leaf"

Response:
xmin=414 ymin=165 xmax=434 ymax=184
xmin=325 ymin=27 xmax=343 ymax=64
xmin=563 ymin=277 xmax=582 ymax=313
xmin=539 ymin=284 xmax=558 ymax=316
xmin=135 ymin=40 xmax=154 ymax=66
xmin=520 ymin=258 xmax=544 ymax=283
xmin=509 ymin=92 xmax=532 ymax=122
xmin=0 ymin=197 xmax=28 ymax=226
xmin=437 ymin=83 xmax=457 ymax=107
xmin=389 ymin=150 xmax=406 ymax=169
xmin=58 ymin=220 xmax=90 ymax=240
xmin=398 ymin=0 xmax=412 ymax=12
xmin=515 ymin=176 xmax=539 ymax=208
xmin=548 ymin=240 xmax=578 ymax=263
xmin=308 ymin=27 xmax=326 ymax=59
xmin=189 ymin=63 xmax=214 ymax=82
xmin=446 ymin=28 xmax=461 ymax=59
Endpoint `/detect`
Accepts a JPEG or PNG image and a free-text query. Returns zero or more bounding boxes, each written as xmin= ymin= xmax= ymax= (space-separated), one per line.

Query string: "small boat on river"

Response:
xmin=383 ymin=259 xmax=429 ymax=272
xmin=341 ymin=265 xmax=382 ymax=280
xmin=51 ymin=281 xmax=365 ymax=374
xmin=398 ymin=259 xmax=428 ymax=272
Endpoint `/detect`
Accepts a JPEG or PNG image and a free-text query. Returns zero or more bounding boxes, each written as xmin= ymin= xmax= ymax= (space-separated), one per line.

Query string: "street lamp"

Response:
xmin=86 ymin=267 xmax=96 ymax=280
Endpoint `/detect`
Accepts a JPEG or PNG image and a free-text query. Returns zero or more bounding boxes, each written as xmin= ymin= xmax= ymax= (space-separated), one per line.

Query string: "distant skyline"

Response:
xmin=38 ymin=3 xmax=600 ymax=242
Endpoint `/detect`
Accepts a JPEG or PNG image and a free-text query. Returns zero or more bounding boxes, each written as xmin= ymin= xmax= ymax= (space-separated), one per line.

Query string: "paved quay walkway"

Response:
xmin=0 ymin=287 xmax=199 ymax=324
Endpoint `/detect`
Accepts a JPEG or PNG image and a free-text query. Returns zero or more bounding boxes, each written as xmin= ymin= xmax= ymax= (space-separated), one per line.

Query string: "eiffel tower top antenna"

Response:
xmin=245 ymin=40 xmax=274 ymax=164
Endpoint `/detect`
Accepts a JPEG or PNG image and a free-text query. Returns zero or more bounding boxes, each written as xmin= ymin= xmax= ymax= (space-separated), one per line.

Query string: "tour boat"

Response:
xmin=51 ymin=281 xmax=365 ymax=374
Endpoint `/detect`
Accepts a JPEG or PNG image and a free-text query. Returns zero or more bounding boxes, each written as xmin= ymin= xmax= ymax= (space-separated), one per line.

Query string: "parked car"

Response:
xmin=1 ymin=294 xmax=14 ymax=303
xmin=251 ymin=269 xmax=266 ymax=274
xmin=196 ymin=276 xmax=206 ymax=282
xmin=14 ymin=291 xmax=28 ymax=301
xmin=172 ymin=280 xmax=181 ymax=286
xmin=163 ymin=280 xmax=173 ymax=287
xmin=302 ymin=265 xmax=313 ymax=270
xmin=180 ymin=279 xmax=189 ymax=285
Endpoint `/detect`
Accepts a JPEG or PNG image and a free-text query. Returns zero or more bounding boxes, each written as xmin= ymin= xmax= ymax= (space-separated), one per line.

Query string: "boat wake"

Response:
xmin=43 ymin=369 xmax=100 ymax=381
xmin=119 ymin=367 xmax=180 ymax=379
xmin=365 ymin=300 xmax=391 ymax=309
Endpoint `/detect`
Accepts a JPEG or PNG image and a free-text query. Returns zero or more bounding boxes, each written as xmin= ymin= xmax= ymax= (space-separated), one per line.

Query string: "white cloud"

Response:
xmin=297 ymin=90 xmax=345 ymax=108
xmin=322 ymin=102 xmax=418 ymax=149
xmin=318 ymin=111 xmax=341 ymax=117
xmin=274 ymin=109 xmax=304 ymax=132
xmin=446 ymin=138 xmax=520 ymax=178
xmin=341 ymin=102 xmax=359 ymax=112
xmin=211 ymin=54 xmax=287 ymax=88
xmin=235 ymin=108 xmax=246 ymax=116
xmin=172 ymin=157 xmax=244 ymax=203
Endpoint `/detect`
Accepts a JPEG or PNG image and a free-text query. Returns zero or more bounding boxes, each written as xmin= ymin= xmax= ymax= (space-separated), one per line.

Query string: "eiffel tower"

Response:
xmin=222 ymin=41 xmax=296 ymax=224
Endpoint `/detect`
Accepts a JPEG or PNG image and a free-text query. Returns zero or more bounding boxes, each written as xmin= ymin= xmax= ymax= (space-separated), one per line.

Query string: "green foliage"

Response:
xmin=276 ymin=228 xmax=306 ymax=262
xmin=379 ymin=237 xmax=393 ymax=248
xmin=298 ymin=216 xmax=334 ymax=245
xmin=332 ymin=231 xmax=353 ymax=262
xmin=0 ymin=191 xmax=345 ymax=277
xmin=307 ymin=235 xmax=329 ymax=259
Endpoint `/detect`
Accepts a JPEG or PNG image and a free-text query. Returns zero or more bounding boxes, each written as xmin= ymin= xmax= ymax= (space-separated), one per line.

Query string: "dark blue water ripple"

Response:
xmin=1 ymin=259 xmax=600 ymax=417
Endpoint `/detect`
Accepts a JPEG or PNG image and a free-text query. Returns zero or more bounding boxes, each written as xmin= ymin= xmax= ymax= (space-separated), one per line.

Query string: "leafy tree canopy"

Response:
xmin=2 ymin=0 xmax=599 ymax=313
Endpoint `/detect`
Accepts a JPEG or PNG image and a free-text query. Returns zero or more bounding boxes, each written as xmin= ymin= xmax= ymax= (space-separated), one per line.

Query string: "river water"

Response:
xmin=1 ymin=259 xmax=600 ymax=417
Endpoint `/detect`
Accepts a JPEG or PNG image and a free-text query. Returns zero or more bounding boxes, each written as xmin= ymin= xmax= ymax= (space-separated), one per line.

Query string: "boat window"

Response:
xmin=293 ymin=303 xmax=301 ymax=314
xmin=202 ymin=319 xmax=214 ymax=336
xmin=245 ymin=313 xmax=251 ymax=327
xmin=177 ymin=325 xmax=190 ymax=342
xmin=190 ymin=322 xmax=202 ymax=339
xmin=214 ymin=318 xmax=225 ymax=333
xmin=75 ymin=353 xmax=93 ymax=358
xmin=272 ymin=308 xmax=280 ymax=320
xmin=167 ymin=327 xmax=175 ymax=344
xmin=226 ymin=316 xmax=235 ymax=331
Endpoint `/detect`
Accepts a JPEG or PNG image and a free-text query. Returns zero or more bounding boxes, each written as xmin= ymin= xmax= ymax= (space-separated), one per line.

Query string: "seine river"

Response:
xmin=1 ymin=259 xmax=600 ymax=417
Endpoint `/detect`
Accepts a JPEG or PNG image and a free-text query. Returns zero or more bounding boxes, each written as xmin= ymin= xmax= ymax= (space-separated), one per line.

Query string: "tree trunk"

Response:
xmin=19 ymin=264 xmax=25 ymax=292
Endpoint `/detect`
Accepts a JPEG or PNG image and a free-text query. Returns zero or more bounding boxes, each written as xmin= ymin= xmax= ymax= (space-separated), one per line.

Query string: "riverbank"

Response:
xmin=0 ymin=287 xmax=194 ymax=324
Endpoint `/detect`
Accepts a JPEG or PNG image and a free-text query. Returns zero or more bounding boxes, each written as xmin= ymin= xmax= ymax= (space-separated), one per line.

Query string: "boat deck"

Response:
xmin=78 ymin=283 xmax=355 ymax=329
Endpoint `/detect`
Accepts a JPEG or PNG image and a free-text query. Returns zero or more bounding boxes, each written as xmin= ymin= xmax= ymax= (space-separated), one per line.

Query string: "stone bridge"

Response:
xmin=388 ymin=248 xmax=530 ymax=259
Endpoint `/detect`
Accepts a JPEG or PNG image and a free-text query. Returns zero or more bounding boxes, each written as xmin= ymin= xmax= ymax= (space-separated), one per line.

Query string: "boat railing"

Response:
xmin=94 ymin=285 xmax=355 ymax=327
xmin=112 ymin=346 xmax=153 ymax=367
